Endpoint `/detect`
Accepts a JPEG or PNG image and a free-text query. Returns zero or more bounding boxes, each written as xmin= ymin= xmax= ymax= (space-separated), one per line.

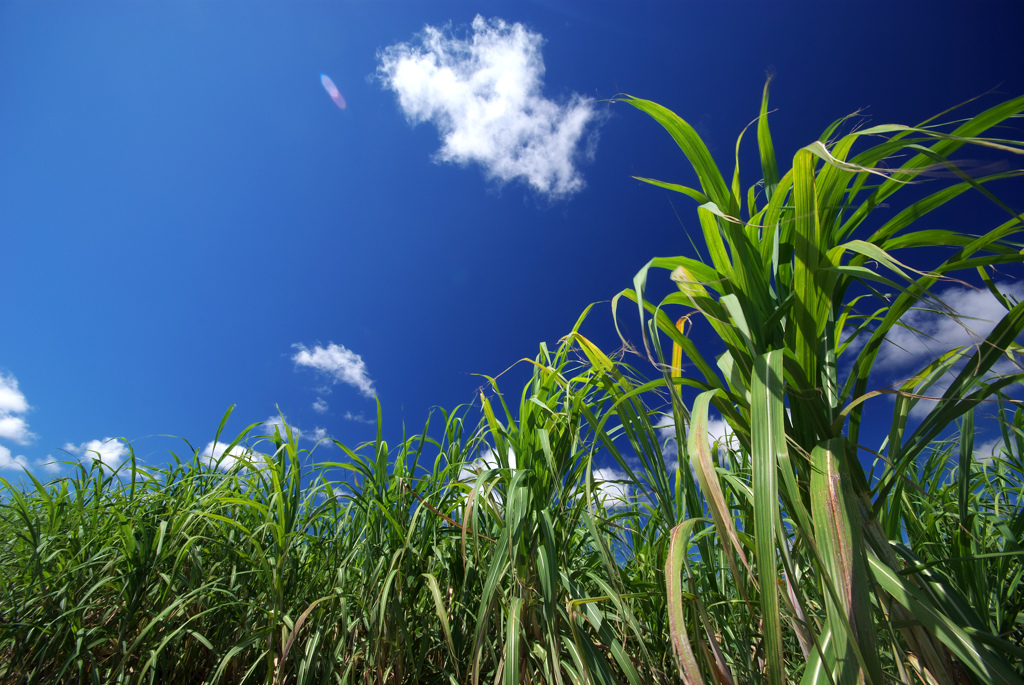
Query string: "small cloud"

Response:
xmin=973 ymin=438 xmax=1003 ymax=465
xmin=0 ymin=373 xmax=30 ymax=414
xmin=377 ymin=14 xmax=600 ymax=198
xmin=310 ymin=427 xmax=331 ymax=444
xmin=0 ymin=414 xmax=34 ymax=445
xmin=343 ymin=411 xmax=375 ymax=425
xmin=312 ymin=397 xmax=329 ymax=414
xmin=0 ymin=444 xmax=28 ymax=470
xmin=655 ymin=414 xmax=679 ymax=468
xmin=459 ymin=446 xmax=516 ymax=506
xmin=656 ymin=412 xmax=735 ymax=470
xmin=260 ymin=416 xmax=331 ymax=446
xmin=262 ymin=415 xmax=304 ymax=440
xmin=460 ymin=445 xmax=515 ymax=481
xmin=592 ymin=467 xmax=631 ymax=508
xmin=38 ymin=455 xmax=63 ymax=474
xmin=706 ymin=417 xmax=737 ymax=454
xmin=0 ymin=372 xmax=35 ymax=445
xmin=200 ymin=441 xmax=250 ymax=470
xmin=64 ymin=438 xmax=128 ymax=470
xmin=292 ymin=343 xmax=376 ymax=397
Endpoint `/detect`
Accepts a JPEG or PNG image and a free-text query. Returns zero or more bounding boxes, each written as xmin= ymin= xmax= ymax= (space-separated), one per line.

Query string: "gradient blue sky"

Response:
xmin=1 ymin=1 xmax=1023 ymax=477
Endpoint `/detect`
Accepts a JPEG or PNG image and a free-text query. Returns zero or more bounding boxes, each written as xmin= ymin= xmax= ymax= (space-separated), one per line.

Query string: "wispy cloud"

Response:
xmin=378 ymin=14 xmax=600 ymax=198
xmin=839 ymin=325 xmax=868 ymax=356
xmin=292 ymin=343 xmax=376 ymax=398
xmin=973 ymin=438 xmax=1004 ymax=465
xmin=312 ymin=397 xmax=329 ymax=414
xmin=343 ymin=411 xmax=375 ymax=425
xmin=904 ymin=353 xmax=1023 ymax=419
xmin=869 ymin=283 xmax=1024 ymax=419
xmin=64 ymin=438 xmax=128 ymax=470
xmin=0 ymin=373 xmax=35 ymax=445
xmin=259 ymin=416 xmax=332 ymax=448
xmin=878 ymin=283 xmax=1024 ymax=371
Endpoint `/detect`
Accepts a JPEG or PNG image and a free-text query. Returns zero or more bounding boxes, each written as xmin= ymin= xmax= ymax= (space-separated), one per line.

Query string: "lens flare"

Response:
xmin=320 ymin=74 xmax=346 ymax=110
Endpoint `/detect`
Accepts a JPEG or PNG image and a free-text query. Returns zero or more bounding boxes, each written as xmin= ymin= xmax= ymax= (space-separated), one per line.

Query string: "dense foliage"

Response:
xmin=2 ymin=84 xmax=1024 ymax=684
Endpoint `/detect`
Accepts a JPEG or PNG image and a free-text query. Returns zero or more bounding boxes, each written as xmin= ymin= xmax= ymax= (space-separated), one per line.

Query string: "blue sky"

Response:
xmin=1 ymin=1 xmax=1022 ymax=478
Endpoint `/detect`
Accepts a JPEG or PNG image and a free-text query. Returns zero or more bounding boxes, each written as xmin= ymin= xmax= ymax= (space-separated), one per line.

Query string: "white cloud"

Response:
xmin=0 ymin=414 xmax=34 ymax=445
xmin=460 ymin=445 xmax=515 ymax=481
xmin=262 ymin=415 xmax=303 ymax=440
xmin=64 ymin=438 xmax=128 ymax=470
xmin=656 ymin=412 xmax=735 ymax=470
xmin=259 ymin=416 xmax=331 ymax=447
xmin=706 ymin=417 xmax=737 ymax=453
xmin=973 ymin=438 xmax=1003 ymax=465
xmin=592 ymin=467 xmax=631 ymax=507
xmin=292 ymin=343 xmax=376 ymax=397
xmin=343 ymin=411 xmax=375 ymax=425
xmin=0 ymin=372 xmax=35 ymax=445
xmin=38 ymin=455 xmax=63 ymax=474
xmin=458 ymin=446 xmax=516 ymax=507
xmin=0 ymin=373 xmax=29 ymax=414
xmin=0 ymin=447 xmax=63 ymax=475
xmin=200 ymin=441 xmax=250 ymax=470
xmin=0 ymin=444 xmax=28 ymax=470
xmin=312 ymin=397 xmax=328 ymax=414
xmin=377 ymin=14 xmax=599 ymax=198
xmin=655 ymin=414 xmax=680 ymax=468
xmin=878 ymin=283 xmax=1024 ymax=371
xmin=870 ymin=283 xmax=1024 ymax=419
xmin=839 ymin=325 xmax=868 ymax=355
xmin=905 ymin=353 xmax=1023 ymax=420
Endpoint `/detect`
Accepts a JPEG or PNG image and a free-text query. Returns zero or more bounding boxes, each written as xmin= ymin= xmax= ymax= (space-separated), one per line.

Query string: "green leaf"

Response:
xmin=751 ymin=351 xmax=786 ymax=685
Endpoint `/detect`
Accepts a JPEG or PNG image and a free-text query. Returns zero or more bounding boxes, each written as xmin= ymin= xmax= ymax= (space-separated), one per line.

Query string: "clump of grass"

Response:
xmin=2 ymin=85 xmax=1023 ymax=684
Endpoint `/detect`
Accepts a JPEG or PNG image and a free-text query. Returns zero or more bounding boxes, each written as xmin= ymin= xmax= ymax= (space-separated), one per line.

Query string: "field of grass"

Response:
xmin=2 ymin=83 xmax=1024 ymax=684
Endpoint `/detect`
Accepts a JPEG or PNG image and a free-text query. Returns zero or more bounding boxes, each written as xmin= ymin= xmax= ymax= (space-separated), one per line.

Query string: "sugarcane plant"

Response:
xmin=593 ymin=80 xmax=1024 ymax=683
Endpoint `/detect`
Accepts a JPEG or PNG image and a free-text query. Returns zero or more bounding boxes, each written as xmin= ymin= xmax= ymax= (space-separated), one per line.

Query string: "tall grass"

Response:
xmin=1 ymin=85 xmax=1023 ymax=684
